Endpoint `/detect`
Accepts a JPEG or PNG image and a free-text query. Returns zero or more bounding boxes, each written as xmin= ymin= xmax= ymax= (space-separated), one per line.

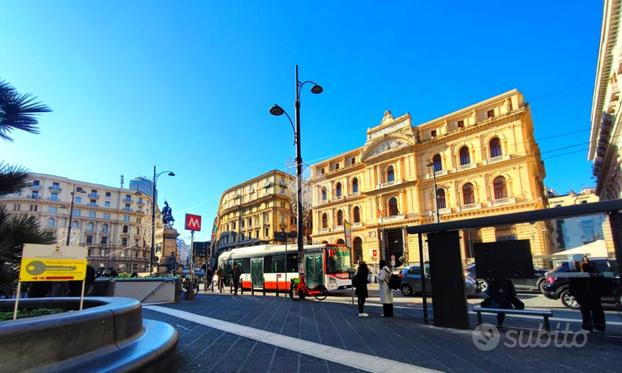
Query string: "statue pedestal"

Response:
xmin=158 ymin=227 xmax=180 ymax=274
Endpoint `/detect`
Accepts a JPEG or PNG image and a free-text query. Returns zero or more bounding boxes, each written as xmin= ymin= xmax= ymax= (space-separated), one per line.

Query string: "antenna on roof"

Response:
xmin=120 ymin=175 xmax=124 ymax=189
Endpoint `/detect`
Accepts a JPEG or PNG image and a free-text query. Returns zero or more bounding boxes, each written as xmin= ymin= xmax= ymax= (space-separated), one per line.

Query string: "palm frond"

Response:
xmin=0 ymin=79 xmax=51 ymax=142
xmin=0 ymin=162 xmax=29 ymax=195
xmin=0 ymin=206 xmax=55 ymax=292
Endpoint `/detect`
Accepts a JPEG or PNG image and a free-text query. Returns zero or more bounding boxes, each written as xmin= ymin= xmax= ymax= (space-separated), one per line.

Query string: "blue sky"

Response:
xmin=0 ymin=1 xmax=602 ymax=242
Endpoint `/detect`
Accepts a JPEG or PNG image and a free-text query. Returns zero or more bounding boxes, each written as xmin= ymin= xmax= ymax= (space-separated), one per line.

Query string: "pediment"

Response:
xmin=361 ymin=135 xmax=414 ymax=161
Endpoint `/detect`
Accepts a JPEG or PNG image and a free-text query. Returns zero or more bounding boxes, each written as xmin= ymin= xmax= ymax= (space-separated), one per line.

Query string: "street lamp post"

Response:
xmin=426 ymin=162 xmax=440 ymax=223
xmin=150 ymin=166 xmax=175 ymax=275
xmin=270 ymin=65 xmax=322 ymax=281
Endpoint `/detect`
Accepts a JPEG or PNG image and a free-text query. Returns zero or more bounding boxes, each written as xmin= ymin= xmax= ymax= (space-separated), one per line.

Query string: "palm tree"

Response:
xmin=0 ymin=80 xmax=51 ymax=142
xmin=0 ymin=79 xmax=53 ymax=296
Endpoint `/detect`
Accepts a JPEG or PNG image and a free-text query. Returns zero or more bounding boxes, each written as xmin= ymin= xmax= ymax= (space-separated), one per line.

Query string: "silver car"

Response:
xmin=399 ymin=264 xmax=479 ymax=297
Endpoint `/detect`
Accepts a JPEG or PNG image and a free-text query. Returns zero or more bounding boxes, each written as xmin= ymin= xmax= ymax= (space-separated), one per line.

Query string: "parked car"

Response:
xmin=399 ymin=264 xmax=479 ymax=297
xmin=465 ymin=263 xmax=548 ymax=294
xmin=542 ymin=258 xmax=621 ymax=309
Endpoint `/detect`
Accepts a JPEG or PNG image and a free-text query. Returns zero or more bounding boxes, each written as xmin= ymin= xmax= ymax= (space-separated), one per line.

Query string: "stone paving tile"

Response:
xmin=145 ymin=294 xmax=622 ymax=372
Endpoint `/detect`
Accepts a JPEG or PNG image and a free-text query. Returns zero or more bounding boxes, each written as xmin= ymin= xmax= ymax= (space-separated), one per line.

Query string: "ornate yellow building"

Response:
xmin=212 ymin=170 xmax=297 ymax=256
xmin=310 ymin=89 xmax=551 ymax=267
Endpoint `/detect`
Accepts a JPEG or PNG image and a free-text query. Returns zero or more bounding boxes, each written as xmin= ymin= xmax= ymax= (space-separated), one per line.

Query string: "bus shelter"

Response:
xmin=407 ymin=199 xmax=622 ymax=330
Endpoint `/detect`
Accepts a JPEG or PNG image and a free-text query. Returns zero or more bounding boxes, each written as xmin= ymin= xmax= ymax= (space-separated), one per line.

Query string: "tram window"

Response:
xmin=234 ymin=258 xmax=250 ymax=274
xmin=264 ymin=256 xmax=272 ymax=273
xmin=271 ymin=255 xmax=285 ymax=272
xmin=287 ymin=253 xmax=298 ymax=272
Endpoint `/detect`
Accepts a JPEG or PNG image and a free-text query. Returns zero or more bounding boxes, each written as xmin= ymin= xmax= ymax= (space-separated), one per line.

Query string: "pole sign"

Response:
xmin=19 ymin=244 xmax=87 ymax=281
xmin=344 ymin=220 xmax=352 ymax=248
xmin=185 ymin=213 xmax=202 ymax=231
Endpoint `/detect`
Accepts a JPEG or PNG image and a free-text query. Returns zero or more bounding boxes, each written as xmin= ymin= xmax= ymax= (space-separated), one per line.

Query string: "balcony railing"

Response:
xmin=124 ymin=198 xmax=132 ymax=203
xmin=458 ymin=203 xmax=482 ymax=211
xmin=425 ymin=170 xmax=448 ymax=180
xmin=49 ymin=185 xmax=62 ymax=192
xmin=30 ymin=184 xmax=41 ymax=190
xmin=88 ymin=193 xmax=99 ymax=199
xmin=491 ymin=197 xmax=516 ymax=206
xmin=483 ymin=154 xmax=510 ymax=165
xmin=379 ymin=214 xmax=404 ymax=223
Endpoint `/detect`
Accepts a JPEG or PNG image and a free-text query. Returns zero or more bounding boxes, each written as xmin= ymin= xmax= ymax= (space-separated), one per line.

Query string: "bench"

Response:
xmin=473 ymin=306 xmax=554 ymax=331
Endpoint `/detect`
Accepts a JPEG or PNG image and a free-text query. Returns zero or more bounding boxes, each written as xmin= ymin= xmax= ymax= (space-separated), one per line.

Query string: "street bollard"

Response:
xmin=251 ymin=284 xmax=254 ymax=296
xmin=263 ymin=284 xmax=266 ymax=296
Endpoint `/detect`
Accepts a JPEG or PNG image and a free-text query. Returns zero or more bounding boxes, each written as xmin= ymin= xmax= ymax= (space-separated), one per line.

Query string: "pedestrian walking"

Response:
xmin=231 ymin=263 xmax=242 ymax=295
xmin=353 ymin=261 xmax=370 ymax=317
xmin=570 ymin=257 xmax=606 ymax=332
xmin=377 ymin=259 xmax=394 ymax=317
xmin=216 ymin=267 xmax=225 ymax=293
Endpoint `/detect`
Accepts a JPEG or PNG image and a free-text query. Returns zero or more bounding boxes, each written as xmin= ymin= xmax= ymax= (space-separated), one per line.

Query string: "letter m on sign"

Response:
xmin=185 ymin=214 xmax=202 ymax=231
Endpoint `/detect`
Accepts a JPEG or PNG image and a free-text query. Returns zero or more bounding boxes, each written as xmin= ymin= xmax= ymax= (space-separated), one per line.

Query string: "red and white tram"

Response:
xmin=217 ymin=243 xmax=353 ymax=292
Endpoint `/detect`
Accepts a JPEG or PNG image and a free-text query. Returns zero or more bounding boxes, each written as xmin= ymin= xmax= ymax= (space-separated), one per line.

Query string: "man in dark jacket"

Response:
xmin=231 ymin=264 xmax=242 ymax=295
xmin=570 ymin=260 xmax=606 ymax=332
xmin=353 ymin=262 xmax=370 ymax=317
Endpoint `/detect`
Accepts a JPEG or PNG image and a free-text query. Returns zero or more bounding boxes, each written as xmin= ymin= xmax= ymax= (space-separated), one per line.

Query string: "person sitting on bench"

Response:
xmin=481 ymin=278 xmax=523 ymax=328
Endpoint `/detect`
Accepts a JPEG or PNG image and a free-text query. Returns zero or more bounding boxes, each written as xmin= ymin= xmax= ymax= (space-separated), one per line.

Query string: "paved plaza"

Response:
xmin=144 ymin=290 xmax=622 ymax=372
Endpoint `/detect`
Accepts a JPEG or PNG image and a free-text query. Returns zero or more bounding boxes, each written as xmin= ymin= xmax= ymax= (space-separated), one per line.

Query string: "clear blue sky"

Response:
xmin=0 ymin=1 xmax=602 ymax=242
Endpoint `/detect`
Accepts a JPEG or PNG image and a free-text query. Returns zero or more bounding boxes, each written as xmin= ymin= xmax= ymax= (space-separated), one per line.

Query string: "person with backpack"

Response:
xmin=353 ymin=262 xmax=370 ymax=317
xmin=377 ymin=259 xmax=394 ymax=317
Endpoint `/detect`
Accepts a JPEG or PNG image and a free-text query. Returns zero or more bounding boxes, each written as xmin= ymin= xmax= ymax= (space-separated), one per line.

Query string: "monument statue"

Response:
xmin=162 ymin=200 xmax=175 ymax=228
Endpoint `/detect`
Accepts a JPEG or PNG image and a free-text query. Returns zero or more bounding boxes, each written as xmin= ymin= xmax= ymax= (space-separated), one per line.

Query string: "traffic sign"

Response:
xmin=185 ymin=213 xmax=202 ymax=231
xmin=19 ymin=244 xmax=87 ymax=282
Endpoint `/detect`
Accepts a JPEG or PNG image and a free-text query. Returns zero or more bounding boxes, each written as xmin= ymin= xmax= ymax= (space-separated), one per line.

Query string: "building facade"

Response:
xmin=589 ymin=0 xmax=622 ymax=200
xmin=548 ymin=188 xmax=614 ymax=255
xmin=130 ymin=177 xmax=155 ymax=198
xmin=310 ymin=89 xmax=551 ymax=267
xmin=212 ymin=170 xmax=296 ymax=256
xmin=0 ymin=173 xmax=158 ymax=273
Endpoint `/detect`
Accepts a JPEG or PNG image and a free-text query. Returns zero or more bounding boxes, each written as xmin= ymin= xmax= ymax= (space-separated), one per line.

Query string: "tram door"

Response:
xmin=251 ymin=258 xmax=264 ymax=288
xmin=305 ymin=253 xmax=324 ymax=289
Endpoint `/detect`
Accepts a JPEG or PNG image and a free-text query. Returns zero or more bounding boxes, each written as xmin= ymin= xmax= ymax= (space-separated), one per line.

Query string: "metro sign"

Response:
xmin=185 ymin=213 xmax=202 ymax=231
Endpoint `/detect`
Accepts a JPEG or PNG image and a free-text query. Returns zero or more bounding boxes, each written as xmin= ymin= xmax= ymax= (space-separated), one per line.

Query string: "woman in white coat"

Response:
xmin=377 ymin=259 xmax=394 ymax=317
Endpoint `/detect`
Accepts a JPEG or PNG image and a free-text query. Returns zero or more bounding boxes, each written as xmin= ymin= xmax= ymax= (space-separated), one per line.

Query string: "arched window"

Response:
xmin=459 ymin=146 xmax=470 ymax=166
xmin=352 ymin=178 xmax=359 ymax=193
xmin=433 ymin=154 xmax=443 ymax=171
xmin=337 ymin=210 xmax=344 ymax=226
xmin=388 ymin=197 xmax=399 ymax=216
xmin=387 ymin=166 xmax=395 ymax=182
xmin=102 ymin=223 xmax=109 ymax=233
xmin=336 ymin=239 xmax=345 ymax=245
xmin=336 ymin=183 xmax=342 ymax=198
xmin=490 ymin=137 xmax=502 ymax=158
xmin=353 ymin=206 xmax=361 ymax=223
xmin=321 ymin=213 xmax=328 ymax=228
xmin=436 ymin=188 xmax=446 ymax=209
xmin=71 ymin=220 xmax=80 ymax=229
xmin=463 ymin=183 xmax=475 ymax=205
xmin=122 ymin=225 xmax=128 ymax=233
xmin=493 ymin=176 xmax=508 ymax=199
xmin=321 ymin=187 xmax=327 ymax=201
xmin=47 ymin=217 xmax=56 ymax=228
xmin=87 ymin=222 xmax=94 ymax=232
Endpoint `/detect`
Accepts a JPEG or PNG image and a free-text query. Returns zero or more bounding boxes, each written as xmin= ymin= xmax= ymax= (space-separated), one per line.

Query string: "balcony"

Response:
xmin=379 ymin=214 xmax=404 ymax=223
xmin=123 ymin=207 xmax=132 ymax=212
xmin=49 ymin=185 xmax=62 ymax=192
xmin=457 ymin=203 xmax=482 ymax=212
xmin=29 ymin=195 xmax=41 ymax=199
xmin=88 ymin=202 xmax=97 ymax=207
xmin=491 ymin=197 xmax=516 ymax=207
xmin=456 ymin=163 xmax=476 ymax=171
xmin=278 ymin=180 xmax=288 ymax=187
xmin=88 ymin=193 xmax=100 ymax=199
xmin=137 ymin=200 xmax=145 ymax=206
xmin=429 ymin=208 xmax=452 ymax=215
xmin=123 ymin=198 xmax=132 ymax=203
xmin=47 ymin=196 xmax=60 ymax=202
xmin=425 ymin=170 xmax=447 ymax=180
xmin=30 ymin=184 xmax=41 ymax=190
xmin=483 ymin=154 xmax=511 ymax=165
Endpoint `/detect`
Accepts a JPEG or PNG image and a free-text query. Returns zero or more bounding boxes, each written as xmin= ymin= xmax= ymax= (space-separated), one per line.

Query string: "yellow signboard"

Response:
xmin=19 ymin=258 xmax=87 ymax=281
xmin=19 ymin=244 xmax=88 ymax=282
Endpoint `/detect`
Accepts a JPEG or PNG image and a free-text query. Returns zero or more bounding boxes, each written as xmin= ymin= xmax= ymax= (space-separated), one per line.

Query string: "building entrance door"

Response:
xmin=384 ymin=229 xmax=404 ymax=266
